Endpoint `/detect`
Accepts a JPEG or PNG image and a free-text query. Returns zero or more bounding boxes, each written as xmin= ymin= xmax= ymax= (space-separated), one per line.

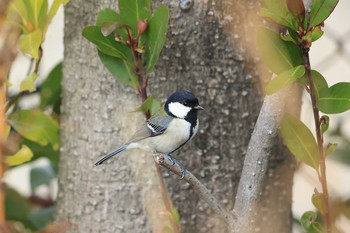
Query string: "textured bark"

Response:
xmin=57 ymin=0 xmax=298 ymax=232
xmin=57 ymin=1 xmax=149 ymax=232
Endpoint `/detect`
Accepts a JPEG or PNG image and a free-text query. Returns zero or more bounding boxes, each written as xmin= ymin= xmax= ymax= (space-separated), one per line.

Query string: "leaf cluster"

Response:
xmin=5 ymin=63 xmax=62 ymax=231
xmin=257 ymin=1 xmax=350 ymax=232
xmin=82 ymin=0 xmax=169 ymax=116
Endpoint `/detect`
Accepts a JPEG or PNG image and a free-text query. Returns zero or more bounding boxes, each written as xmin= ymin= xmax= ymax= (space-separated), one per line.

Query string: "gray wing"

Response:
xmin=129 ymin=113 xmax=173 ymax=142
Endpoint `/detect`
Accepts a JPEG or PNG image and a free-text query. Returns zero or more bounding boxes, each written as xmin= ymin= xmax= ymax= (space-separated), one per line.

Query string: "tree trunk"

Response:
xmin=57 ymin=0 xmax=297 ymax=232
xmin=57 ymin=1 xmax=152 ymax=232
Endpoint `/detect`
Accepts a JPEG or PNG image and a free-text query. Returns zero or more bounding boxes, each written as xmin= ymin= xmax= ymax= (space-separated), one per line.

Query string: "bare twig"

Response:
xmin=154 ymin=153 xmax=237 ymax=231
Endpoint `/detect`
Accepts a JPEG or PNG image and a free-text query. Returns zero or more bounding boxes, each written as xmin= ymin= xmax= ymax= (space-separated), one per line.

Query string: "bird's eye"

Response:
xmin=183 ymin=102 xmax=188 ymax=106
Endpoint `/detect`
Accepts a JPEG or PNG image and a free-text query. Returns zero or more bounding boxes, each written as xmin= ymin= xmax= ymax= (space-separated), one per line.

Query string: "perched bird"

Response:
xmin=95 ymin=90 xmax=204 ymax=166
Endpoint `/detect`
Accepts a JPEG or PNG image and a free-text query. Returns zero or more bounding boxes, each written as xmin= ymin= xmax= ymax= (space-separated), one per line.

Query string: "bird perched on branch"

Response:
xmin=95 ymin=90 xmax=204 ymax=165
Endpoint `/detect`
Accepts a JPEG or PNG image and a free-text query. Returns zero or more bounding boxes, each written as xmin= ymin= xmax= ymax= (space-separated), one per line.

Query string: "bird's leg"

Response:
xmin=167 ymin=154 xmax=187 ymax=179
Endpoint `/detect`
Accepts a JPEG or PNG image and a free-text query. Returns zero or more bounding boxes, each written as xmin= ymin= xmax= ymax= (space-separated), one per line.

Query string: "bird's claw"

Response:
xmin=167 ymin=154 xmax=186 ymax=179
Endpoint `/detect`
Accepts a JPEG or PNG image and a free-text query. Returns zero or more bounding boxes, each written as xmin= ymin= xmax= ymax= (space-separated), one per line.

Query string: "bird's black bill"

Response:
xmin=95 ymin=145 xmax=127 ymax=166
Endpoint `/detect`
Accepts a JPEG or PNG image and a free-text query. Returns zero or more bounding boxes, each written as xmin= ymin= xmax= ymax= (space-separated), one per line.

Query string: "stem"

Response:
xmin=303 ymin=49 xmax=332 ymax=233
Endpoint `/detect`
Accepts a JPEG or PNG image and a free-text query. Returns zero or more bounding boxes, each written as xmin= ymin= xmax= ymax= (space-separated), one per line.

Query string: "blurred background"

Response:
xmin=3 ymin=0 xmax=350 ymax=232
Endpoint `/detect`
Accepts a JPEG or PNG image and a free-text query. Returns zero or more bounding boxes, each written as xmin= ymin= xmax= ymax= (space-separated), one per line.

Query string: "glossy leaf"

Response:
xmin=30 ymin=164 xmax=56 ymax=190
xmin=119 ymin=0 xmax=151 ymax=35
xmin=8 ymin=109 xmax=59 ymax=149
xmin=317 ymin=82 xmax=350 ymax=114
xmin=309 ymin=0 xmax=339 ymax=27
xmin=82 ymin=26 xmax=129 ymax=60
xmin=265 ymin=65 xmax=305 ymax=95
xmin=145 ymin=6 xmax=169 ymax=74
xmin=300 ymin=211 xmax=323 ymax=233
xmin=18 ymin=29 xmax=43 ymax=58
xmin=20 ymin=72 xmax=39 ymax=92
xmin=96 ymin=8 xmax=122 ymax=26
xmin=312 ymin=25 xmax=324 ymax=42
xmin=280 ymin=113 xmax=319 ymax=170
xmin=6 ymin=145 xmax=33 ymax=166
xmin=40 ymin=63 xmax=62 ymax=108
xmin=260 ymin=0 xmax=299 ymax=30
xmin=286 ymin=0 xmax=305 ymax=24
xmin=98 ymin=51 xmax=138 ymax=88
xmin=257 ymin=27 xmax=303 ymax=74
xmin=133 ymin=96 xmax=155 ymax=113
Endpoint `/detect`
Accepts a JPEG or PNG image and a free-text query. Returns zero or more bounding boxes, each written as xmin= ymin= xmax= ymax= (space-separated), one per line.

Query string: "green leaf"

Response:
xmin=312 ymin=70 xmax=329 ymax=99
xmin=133 ymin=96 xmax=161 ymax=116
xmin=30 ymin=0 xmax=47 ymax=28
xmin=150 ymin=98 xmax=161 ymax=116
xmin=96 ymin=8 xmax=122 ymax=26
xmin=312 ymin=25 xmax=324 ymax=42
xmin=5 ymin=188 xmax=37 ymax=230
xmin=7 ymin=0 xmax=28 ymax=29
xmin=317 ymin=82 xmax=350 ymax=114
xmin=6 ymin=145 xmax=33 ymax=166
xmin=260 ymin=0 xmax=299 ymax=30
xmin=300 ymin=211 xmax=324 ymax=233
xmin=48 ymin=0 xmax=69 ymax=22
xmin=8 ymin=109 xmax=59 ymax=149
xmin=98 ymin=51 xmax=138 ymax=88
xmin=309 ymin=0 xmax=339 ymax=27
xmin=133 ymin=96 xmax=154 ymax=113
xmin=22 ymin=139 xmax=59 ymax=164
xmin=40 ymin=63 xmax=62 ymax=108
xmin=20 ymin=72 xmax=39 ymax=92
xmin=30 ymin=164 xmax=56 ymax=190
xmin=18 ymin=29 xmax=43 ymax=58
xmin=280 ymin=113 xmax=319 ymax=170
xmin=145 ymin=6 xmax=169 ymax=74
xmin=257 ymin=27 xmax=303 ymax=74
xmin=320 ymin=115 xmax=329 ymax=133
xmin=82 ymin=26 xmax=129 ymax=60
xmin=119 ymin=0 xmax=151 ymax=35
xmin=29 ymin=206 xmax=56 ymax=229
xmin=325 ymin=143 xmax=337 ymax=156
xmin=265 ymin=65 xmax=305 ymax=95
xmin=312 ymin=191 xmax=325 ymax=215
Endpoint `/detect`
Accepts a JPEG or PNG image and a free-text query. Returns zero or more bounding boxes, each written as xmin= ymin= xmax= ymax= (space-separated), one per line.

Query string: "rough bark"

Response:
xmin=57 ymin=1 xmax=151 ymax=232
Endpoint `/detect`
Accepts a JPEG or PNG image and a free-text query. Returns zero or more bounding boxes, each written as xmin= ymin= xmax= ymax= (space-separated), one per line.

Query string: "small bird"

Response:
xmin=95 ymin=90 xmax=204 ymax=165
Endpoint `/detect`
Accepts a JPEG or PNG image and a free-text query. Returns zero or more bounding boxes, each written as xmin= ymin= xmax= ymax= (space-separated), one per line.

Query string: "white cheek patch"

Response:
xmin=168 ymin=102 xmax=191 ymax=119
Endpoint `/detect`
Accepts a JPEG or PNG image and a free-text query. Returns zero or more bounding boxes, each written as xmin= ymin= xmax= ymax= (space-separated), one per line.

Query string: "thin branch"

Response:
xmin=154 ymin=153 xmax=237 ymax=231
xmin=303 ymin=49 xmax=332 ymax=233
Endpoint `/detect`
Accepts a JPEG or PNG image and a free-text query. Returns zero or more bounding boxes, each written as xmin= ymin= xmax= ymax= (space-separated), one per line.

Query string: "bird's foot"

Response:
xmin=167 ymin=154 xmax=186 ymax=179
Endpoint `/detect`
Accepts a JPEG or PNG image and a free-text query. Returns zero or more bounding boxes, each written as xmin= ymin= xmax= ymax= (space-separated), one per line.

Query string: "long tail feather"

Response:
xmin=95 ymin=145 xmax=128 ymax=166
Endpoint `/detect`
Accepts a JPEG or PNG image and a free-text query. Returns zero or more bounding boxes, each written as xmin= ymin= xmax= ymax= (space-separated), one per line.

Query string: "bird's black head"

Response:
xmin=164 ymin=90 xmax=204 ymax=119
